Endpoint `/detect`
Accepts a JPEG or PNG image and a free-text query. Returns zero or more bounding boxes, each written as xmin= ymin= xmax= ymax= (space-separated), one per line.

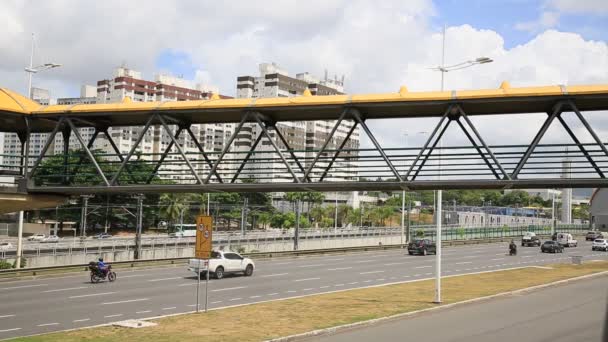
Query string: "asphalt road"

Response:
xmin=313 ymin=274 xmax=608 ymax=342
xmin=0 ymin=241 xmax=606 ymax=340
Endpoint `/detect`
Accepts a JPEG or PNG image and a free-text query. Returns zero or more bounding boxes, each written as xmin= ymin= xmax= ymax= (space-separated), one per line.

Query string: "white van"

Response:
xmin=557 ymin=233 xmax=578 ymax=247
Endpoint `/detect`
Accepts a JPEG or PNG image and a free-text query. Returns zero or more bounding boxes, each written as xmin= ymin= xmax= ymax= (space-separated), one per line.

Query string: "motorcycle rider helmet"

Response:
xmin=98 ymin=258 xmax=104 ymax=262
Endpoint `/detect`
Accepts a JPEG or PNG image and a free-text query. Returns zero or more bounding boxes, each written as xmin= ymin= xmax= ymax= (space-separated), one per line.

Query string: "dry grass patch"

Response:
xmin=14 ymin=261 xmax=608 ymax=342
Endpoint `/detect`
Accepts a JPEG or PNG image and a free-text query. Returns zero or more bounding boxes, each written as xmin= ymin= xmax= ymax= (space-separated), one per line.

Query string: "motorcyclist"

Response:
xmin=97 ymin=258 xmax=107 ymax=276
xmin=509 ymin=240 xmax=517 ymax=255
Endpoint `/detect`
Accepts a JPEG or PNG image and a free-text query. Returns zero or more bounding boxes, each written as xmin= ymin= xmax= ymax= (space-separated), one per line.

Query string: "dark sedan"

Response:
xmin=407 ymin=239 xmax=436 ymax=256
xmin=541 ymin=240 xmax=564 ymax=253
xmin=585 ymin=231 xmax=604 ymax=241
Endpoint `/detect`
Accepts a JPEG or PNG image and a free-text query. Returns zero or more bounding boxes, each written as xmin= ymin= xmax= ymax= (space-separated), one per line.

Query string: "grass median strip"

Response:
xmin=13 ymin=261 xmax=608 ymax=342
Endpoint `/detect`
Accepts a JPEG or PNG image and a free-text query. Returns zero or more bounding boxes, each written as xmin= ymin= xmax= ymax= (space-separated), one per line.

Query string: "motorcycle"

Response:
xmin=509 ymin=245 xmax=517 ymax=256
xmin=88 ymin=262 xmax=116 ymax=283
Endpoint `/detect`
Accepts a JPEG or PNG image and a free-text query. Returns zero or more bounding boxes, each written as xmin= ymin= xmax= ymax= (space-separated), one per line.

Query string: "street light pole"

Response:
xmin=429 ymin=25 xmax=493 ymax=304
xmin=401 ymin=132 xmax=408 ymax=247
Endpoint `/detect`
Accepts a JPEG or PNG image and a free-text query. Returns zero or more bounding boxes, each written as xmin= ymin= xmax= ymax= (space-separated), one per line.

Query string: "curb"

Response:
xmin=265 ymin=269 xmax=608 ymax=342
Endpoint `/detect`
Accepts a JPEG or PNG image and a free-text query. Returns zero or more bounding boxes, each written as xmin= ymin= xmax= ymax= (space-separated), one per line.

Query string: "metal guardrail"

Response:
xmin=0 ymin=236 xmax=522 ymax=278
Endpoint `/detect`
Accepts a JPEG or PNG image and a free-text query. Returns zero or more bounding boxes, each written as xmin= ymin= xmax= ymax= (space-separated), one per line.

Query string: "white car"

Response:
xmin=188 ymin=250 xmax=255 ymax=279
xmin=41 ymin=235 xmax=60 ymax=243
xmin=27 ymin=234 xmax=46 ymax=242
xmin=556 ymin=233 xmax=578 ymax=247
xmin=592 ymin=239 xmax=608 ymax=251
xmin=0 ymin=242 xmax=14 ymax=251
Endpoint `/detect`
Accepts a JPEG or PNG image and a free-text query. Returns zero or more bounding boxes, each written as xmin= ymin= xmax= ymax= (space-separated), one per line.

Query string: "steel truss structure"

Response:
xmin=5 ymin=99 xmax=608 ymax=194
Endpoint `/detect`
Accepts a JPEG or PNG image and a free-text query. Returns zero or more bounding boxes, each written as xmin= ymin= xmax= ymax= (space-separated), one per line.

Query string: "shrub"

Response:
xmin=0 ymin=260 xmax=12 ymax=270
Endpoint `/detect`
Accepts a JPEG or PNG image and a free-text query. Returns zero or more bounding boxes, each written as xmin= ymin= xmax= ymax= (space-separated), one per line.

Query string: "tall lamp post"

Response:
xmin=429 ymin=25 xmax=493 ymax=303
xmin=15 ymin=33 xmax=61 ymax=269
xmin=401 ymin=132 xmax=409 ymax=246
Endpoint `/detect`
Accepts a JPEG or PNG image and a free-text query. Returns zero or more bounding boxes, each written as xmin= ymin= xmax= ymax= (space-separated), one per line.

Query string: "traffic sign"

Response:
xmin=195 ymin=215 xmax=213 ymax=259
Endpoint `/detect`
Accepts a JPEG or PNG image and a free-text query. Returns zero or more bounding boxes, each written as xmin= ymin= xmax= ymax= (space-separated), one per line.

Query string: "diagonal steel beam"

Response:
xmin=303 ymin=110 xmax=348 ymax=182
xmin=157 ymin=115 xmax=203 ymax=184
xmin=404 ymin=105 xmax=452 ymax=181
xmin=110 ymin=114 xmax=156 ymax=185
xmin=253 ymin=113 xmax=301 ymax=183
xmin=70 ymin=128 xmax=99 ymax=183
xmin=567 ymin=100 xmax=608 ymax=160
xmin=101 ymin=129 xmax=137 ymax=184
xmin=205 ymin=112 xmax=250 ymax=184
xmin=410 ymin=117 xmax=451 ymax=181
xmin=145 ymin=127 xmax=181 ymax=184
xmin=231 ymin=131 xmax=264 ymax=183
xmin=555 ymin=115 xmax=604 ymax=178
xmin=319 ymin=121 xmax=358 ymax=182
xmin=28 ymin=117 xmax=65 ymax=178
xmin=185 ymin=126 xmax=223 ymax=183
xmin=351 ymin=109 xmax=402 ymax=182
xmin=455 ymin=118 xmax=500 ymax=179
xmin=457 ymin=106 xmax=511 ymax=180
xmin=66 ymin=118 xmax=110 ymax=186
xmin=270 ymin=123 xmax=308 ymax=180
xmin=511 ymin=102 xmax=564 ymax=179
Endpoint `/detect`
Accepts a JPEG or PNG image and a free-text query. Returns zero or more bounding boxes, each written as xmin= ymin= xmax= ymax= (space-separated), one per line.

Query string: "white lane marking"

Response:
xmin=211 ymin=301 xmax=223 ymax=304
xmin=354 ymin=260 xmax=373 ymax=263
xmin=294 ymin=277 xmax=321 ymax=282
xmin=267 ymin=293 xmax=279 ymax=296
xmin=298 ymin=264 xmax=323 ymax=268
xmin=0 ymin=284 xmax=48 ymax=291
xmin=0 ymin=315 xmax=15 ymax=319
xmin=260 ymin=273 xmax=288 ymax=278
xmin=69 ymin=292 xmax=116 ymax=299
xmin=334 ymin=284 xmax=345 ymax=287
xmin=120 ymin=274 xmax=145 ymax=278
xmin=415 ymin=266 xmax=432 ymax=269
xmin=348 ymin=282 xmax=359 ymax=285
xmin=0 ymin=328 xmax=21 ymax=333
xmin=73 ymin=318 xmax=90 ymax=323
xmin=104 ymin=314 xmax=123 ymax=318
xmin=162 ymin=307 xmax=176 ymax=310
xmin=320 ymin=286 xmax=330 ymax=289
xmin=103 ymin=298 xmax=149 ymax=305
xmin=376 ymin=278 xmax=386 ymax=281
xmin=303 ymin=288 xmax=314 ymax=291
xmin=363 ymin=280 xmax=372 ymax=283
xmin=274 ymin=262 xmax=292 ymax=265
xmin=414 ymin=274 xmax=422 ymax=276
xmin=522 ymin=255 xmax=534 ymax=258
xmin=43 ymin=286 xmax=89 ymax=293
xmin=359 ymin=270 xmax=384 ymax=275
xmin=178 ymin=283 xmax=197 ymax=287
xmin=250 ymin=295 xmax=261 ymax=299
xmin=287 ymin=290 xmax=297 ymax=293
xmin=327 ymin=267 xmax=352 ymax=271
xmin=455 ymin=262 xmax=473 ymax=265
xmin=211 ymin=286 xmax=247 ymax=292
xmin=461 ymin=256 xmax=477 ymax=259
xmin=491 ymin=258 xmax=505 ymax=261
xmin=383 ymin=262 xmax=404 ymax=266
xmin=229 ymin=298 xmax=242 ymax=301
xmin=148 ymin=277 xmax=183 ymax=282
xmin=37 ymin=323 xmax=59 ymax=327
xmin=136 ymin=310 xmax=152 ymax=314
xmin=495 ymin=253 xmax=506 ymax=256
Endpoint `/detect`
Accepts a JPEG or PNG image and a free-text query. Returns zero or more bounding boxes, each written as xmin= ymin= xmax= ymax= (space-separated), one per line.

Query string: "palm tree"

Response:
xmin=160 ymin=193 xmax=189 ymax=227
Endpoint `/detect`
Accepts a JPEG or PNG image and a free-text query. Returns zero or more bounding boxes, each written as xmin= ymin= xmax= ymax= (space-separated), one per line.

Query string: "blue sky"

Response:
xmin=434 ymin=0 xmax=607 ymax=48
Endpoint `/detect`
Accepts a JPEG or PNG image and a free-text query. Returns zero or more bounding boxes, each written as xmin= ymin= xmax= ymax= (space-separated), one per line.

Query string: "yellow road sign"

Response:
xmin=195 ymin=215 xmax=213 ymax=259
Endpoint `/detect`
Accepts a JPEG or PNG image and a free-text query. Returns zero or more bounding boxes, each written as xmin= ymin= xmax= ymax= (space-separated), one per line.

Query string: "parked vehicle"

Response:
xmin=541 ymin=240 xmax=564 ymax=253
xmin=188 ymin=250 xmax=255 ymax=279
xmin=170 ymin=229 xmax=196 ymax=238
xmin=521 ymin=232 xmax=541 ymax=247
xmin=592 ymin=239 xmax=608 ymax=251
xmin=556 ymin=233 xmax=578 ymax=247
xmin=407 ymin=239 xmax=436 ymax=256
xmin=27 ymin=234 xmax=46 ymax=242
xmin=586 ymin=231 xmax=604 ymax=241
xmin=0 ymin=242 xmax=13 ymax=251
xmin=40 ymin=235 xmax=59 ymax=243
xmin=93 ymin=233 xmax=112 ymax=239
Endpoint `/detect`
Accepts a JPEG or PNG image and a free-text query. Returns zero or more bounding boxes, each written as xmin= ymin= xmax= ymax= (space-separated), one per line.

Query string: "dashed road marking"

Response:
xmin=104 ymin=314 xmax=123 ymax=318
xmin=148 ymin=277 xmax=183 ymax=282
xmin=162 ymin=307 xmax=176 ymax=310
xmin=294 ymin=277 xmax=321 ymax=282
xmin=136 ymin=310 xmax=152 ymax=314
xmin=455 ymin=262 xmax=473 ymax=265
xmin=212 ymin=286 xmax=247 ymax=292
xmin=260 ymin=273 xmax=288 ymax=278
xmin=267 ymin=293 xmax=279 ymax=296
xmin=327 ymin=267 xmax=352 ymax=271
xmin=37 ymin=323 xmax=59 ymax=327
xmin=359 ymin=270 xmax=384 ymax=275
xmin=0 ymin=315 xmax=15 ymax=319
xmin=73 ymin=318 xmax=90 ymax=323
xmin=103 ymin=298 xmax=149 ymax=305
xmin=299 ymin=264 xmax=323 ymax=268
xmin=69 ymin=292 xmax=116 ymax=299
xmin=415 ymin=266 xmax=432 ymax=269
xmin=229 ymin=298 xmax=242 ymax=301
xmin=0 ymin=328 xmax=21 ymax=333
xmin=250 ymin=295 xmax=261 ymax=299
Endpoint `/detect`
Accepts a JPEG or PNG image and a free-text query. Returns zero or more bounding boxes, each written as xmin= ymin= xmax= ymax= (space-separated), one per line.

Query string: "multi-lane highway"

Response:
xmin=0 ymin=241 xmax=606 ymax=340
xmin=313 ymin=273 xmax=608 ymax=342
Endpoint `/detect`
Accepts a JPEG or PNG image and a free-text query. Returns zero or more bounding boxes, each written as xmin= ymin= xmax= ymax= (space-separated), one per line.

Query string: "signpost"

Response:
xmin=195 ymin=215 xmax=213 ymax=313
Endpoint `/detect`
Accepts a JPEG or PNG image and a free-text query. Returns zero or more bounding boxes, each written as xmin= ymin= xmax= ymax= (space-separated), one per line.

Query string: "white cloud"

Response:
xmin=546 ymin=0 xmax=608 ymax=16
xmin=0 ymin=0 xmax=606 ymax=152
xmin=515 ymin=11 xmax=560 ymax=32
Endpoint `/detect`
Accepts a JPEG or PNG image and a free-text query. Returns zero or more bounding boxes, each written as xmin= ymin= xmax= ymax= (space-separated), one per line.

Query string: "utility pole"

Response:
xmin=294 ymin=199 xmax=301 ymax=250
xmin=241 ymin=197 xmax=248 ymax=235
xmin=134 ymin=195 xmax=144 ymax=259
xmin=80 ymin=195 xmax=94 ymax=237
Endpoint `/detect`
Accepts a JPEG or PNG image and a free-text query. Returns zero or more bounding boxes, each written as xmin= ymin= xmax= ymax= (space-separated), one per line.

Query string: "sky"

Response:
xmin=0 ymin=0 xmax=607 ymax=150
